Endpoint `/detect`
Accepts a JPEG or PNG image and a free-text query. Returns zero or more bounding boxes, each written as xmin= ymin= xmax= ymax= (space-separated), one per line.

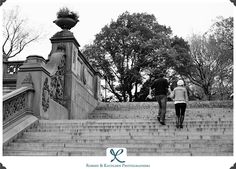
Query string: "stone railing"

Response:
xmin=3 ymin=61 xmax=25 ymax=92
xmin=3 ymin=86 xmax=34 ymax=128
xmin=3 ymin=61 xmax=24 ymax=77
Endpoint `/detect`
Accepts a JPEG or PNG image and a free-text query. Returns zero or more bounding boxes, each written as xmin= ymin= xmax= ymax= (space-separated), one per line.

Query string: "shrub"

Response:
xmin=56 ymin=7 xmax=79 ymax=21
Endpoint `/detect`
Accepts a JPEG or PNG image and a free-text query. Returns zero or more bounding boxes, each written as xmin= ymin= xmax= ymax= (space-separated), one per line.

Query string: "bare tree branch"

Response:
xmin=0 ymin=0 xmax=6 ymax=7
xmin=2 ymin=7 xmax=40 ymax=60
xmin=9 ymin=35 xmax=39 ymax=58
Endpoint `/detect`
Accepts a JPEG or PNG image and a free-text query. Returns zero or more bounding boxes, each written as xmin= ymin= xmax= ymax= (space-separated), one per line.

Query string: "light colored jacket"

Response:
xmin=172 ymin=86 xmax=188 ymax=104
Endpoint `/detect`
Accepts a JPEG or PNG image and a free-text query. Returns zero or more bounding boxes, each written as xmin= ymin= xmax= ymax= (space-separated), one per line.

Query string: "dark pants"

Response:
xmin=156 ymin=95 xmax=167 ymax=122
xmin=175 ymin=103 xmax=186 ymax=117
xmin=175 ymin=103 xmax=187 ymax=127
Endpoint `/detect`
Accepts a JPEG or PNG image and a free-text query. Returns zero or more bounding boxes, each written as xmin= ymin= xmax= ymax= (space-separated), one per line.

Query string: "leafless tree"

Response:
xmin=2 ymin=7 xmax=40 ymax=61
xmin=230 ymin=0 xmax=236 ymax=6
xmin=0 ymin=0 xmax=6 ymax=7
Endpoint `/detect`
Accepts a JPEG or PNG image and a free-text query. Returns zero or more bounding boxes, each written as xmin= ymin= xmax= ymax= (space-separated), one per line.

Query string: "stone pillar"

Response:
xmin=16 ymin=55 xmax=51 ymax=118
xmin=20 ymin=72 xmax=35 ymax=113
xmin=49 ymin=30 xmax=80 ymax=119
xmin=49 ymin=29 xmax=101 ymax=119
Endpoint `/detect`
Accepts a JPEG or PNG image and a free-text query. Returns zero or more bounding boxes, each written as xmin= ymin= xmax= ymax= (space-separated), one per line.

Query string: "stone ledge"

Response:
xmin=3 ymin=86 xmax=33 ymax=101
xmin=3 ymin=115 xmax=39 ymax=146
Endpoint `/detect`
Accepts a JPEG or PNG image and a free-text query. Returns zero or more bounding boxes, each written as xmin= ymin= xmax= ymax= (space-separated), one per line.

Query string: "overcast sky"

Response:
xmin=1 ymin=0 xmax=234 ymax=61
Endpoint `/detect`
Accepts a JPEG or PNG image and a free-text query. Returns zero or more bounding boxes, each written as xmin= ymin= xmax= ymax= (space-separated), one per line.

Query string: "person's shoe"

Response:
xmin=160 ymin=121 xmax=165 ymax=125
xmin=176 ymin=124 xmax=179 ymax=128
xmin=157 ymin=116 xmax=160 ymax=122
xmin=180 ymin=124 xmax=183 ymax=128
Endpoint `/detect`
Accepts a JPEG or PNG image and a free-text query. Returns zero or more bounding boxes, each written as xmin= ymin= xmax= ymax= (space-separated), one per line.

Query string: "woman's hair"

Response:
xmin=177 ymin=80 xmax=184 ymax=86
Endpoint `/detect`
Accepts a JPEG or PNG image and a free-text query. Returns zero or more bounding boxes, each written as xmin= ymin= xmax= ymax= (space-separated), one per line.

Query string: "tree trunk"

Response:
xmin=203 ymin=86 xmax=212 ymax=101
xmin=127 ymin=89 xmax=132 ymax=102
xmin=134 ymin=82 xmax=138 ymax=101
xmin=122 ymin=90 xmax=127 ymax=102
xmin=3 ymin=53 xmax=8 ymax=62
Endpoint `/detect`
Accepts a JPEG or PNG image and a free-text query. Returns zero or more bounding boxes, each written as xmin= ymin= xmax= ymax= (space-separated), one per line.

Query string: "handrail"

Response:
xmin=3 ymin=86 xmax=32 ymax=101
xmin=3 ymin=86 xmax=34 ymax=128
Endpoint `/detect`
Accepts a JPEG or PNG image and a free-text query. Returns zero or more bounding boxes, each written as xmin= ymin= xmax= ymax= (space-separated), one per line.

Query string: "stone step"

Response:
xmin=66 ymin=151 xmax=231 ymax=156
xmin=4 ymin=142 xmax=232 ymax=153
xmin=90 ymin=108 xmax=232 ymax=119
xmin=22 ymin=130 xmax=232 ymax=138
xmin=34 ymin=125 xmax=232 ymax=131
xmin=35 ymin=123 xmax=233 ymax=128
xmin=35 ymin=120 xmax=233 ymax=125
xmin=32 ymin=127 xmax=232 ymax=133
xmin=4 ymin=145 xmax=232 ymax=156
xmin=39 ymin=117 xmax=232 ymax=122
xmin=93 ymin=109 xmax=233 ymax=114
xmin=37 ymin=120 xmax=232 ymax=126
xmin=14 ymin=137 xmax=233 ymax=145
xmin=7 ymin=141 xmax=233 ymax=149
xmin=130 ymin=151 xmax=233 ymax=156
xmin=26 ymin=127 xmax=233 ymax=134
xmin=19 ymin=134 xmax=233 ymax=143
xmin=95 ymin=101 xmax=232 ymax=110
xmin=3 ymin=150 xmax=105 ymax=156
xmin=29 ymin=127 xmax=232 ymax=133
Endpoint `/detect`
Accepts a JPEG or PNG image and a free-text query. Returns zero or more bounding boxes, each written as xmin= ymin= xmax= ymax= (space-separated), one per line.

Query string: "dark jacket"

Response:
xmin=151 ymin=78 xmax=169 ymax=96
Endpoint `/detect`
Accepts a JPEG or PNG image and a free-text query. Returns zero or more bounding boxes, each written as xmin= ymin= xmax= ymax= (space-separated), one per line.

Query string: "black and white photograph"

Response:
xmin=0 ymin=0 xmax=235 ymax=168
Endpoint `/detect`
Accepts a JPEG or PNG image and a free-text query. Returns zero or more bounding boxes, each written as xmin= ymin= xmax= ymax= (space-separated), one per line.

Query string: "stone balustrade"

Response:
xmin=3 ymin=61 xmax=25 ymax=93
xmin=3 ymin=86 xmax=34 ymax=128
xmin=3 ymin=60 xmax=24 ymax=76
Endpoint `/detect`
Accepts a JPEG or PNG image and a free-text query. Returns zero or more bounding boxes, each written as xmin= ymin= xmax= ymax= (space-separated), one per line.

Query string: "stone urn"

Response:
xmin=53 ymin=17 xmax=78 ymax=30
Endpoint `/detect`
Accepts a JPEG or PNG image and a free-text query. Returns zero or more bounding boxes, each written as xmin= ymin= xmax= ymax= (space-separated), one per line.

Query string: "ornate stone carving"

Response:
xmin=42 ymin=78 xmax=50 ymax=112
xmin=21 ymin=73 xmax=34 ymax=87
xmin=82 ymin=66 xmax=87 ymax=85
xmin=50 ymin=57 xmax=65 ymax=105
xmin=3 ymin=93 xmax=26 ymax=121
xmin=56 ymin=44 xmax=66 ymax=51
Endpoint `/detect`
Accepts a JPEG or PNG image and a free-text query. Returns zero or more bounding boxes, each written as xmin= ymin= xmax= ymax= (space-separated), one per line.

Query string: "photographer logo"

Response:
xmin=108 ymin=148 xmax=126 ymax=163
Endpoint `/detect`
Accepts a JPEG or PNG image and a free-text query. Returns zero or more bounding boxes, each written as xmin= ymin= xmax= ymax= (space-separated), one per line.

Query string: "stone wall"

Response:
xmin=48 ymin=99 xmax=68 ymax=119
xmin=68 ymin=43 xmax=99 ymax=119
xmin=70 ymin=75 xmax=98 ymax=119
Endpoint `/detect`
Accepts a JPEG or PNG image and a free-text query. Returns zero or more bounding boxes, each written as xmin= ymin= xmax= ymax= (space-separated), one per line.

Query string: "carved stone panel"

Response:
xmin=82 ymin=66 xmax=87 ymax=85
xmin=21 ymin=73 xmax=34 ymax=87
xmin=50 ymin=57 xmax=66 ymax=106
xmin=3 ymin=93 xmax=26 ymax=121
xmin=42 ymin=77 xmax=50 ymax=112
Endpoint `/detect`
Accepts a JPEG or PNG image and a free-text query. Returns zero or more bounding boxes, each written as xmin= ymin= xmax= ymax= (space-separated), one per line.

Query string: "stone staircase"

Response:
xmin=3 ymin=102 xmax=233 ymax=156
